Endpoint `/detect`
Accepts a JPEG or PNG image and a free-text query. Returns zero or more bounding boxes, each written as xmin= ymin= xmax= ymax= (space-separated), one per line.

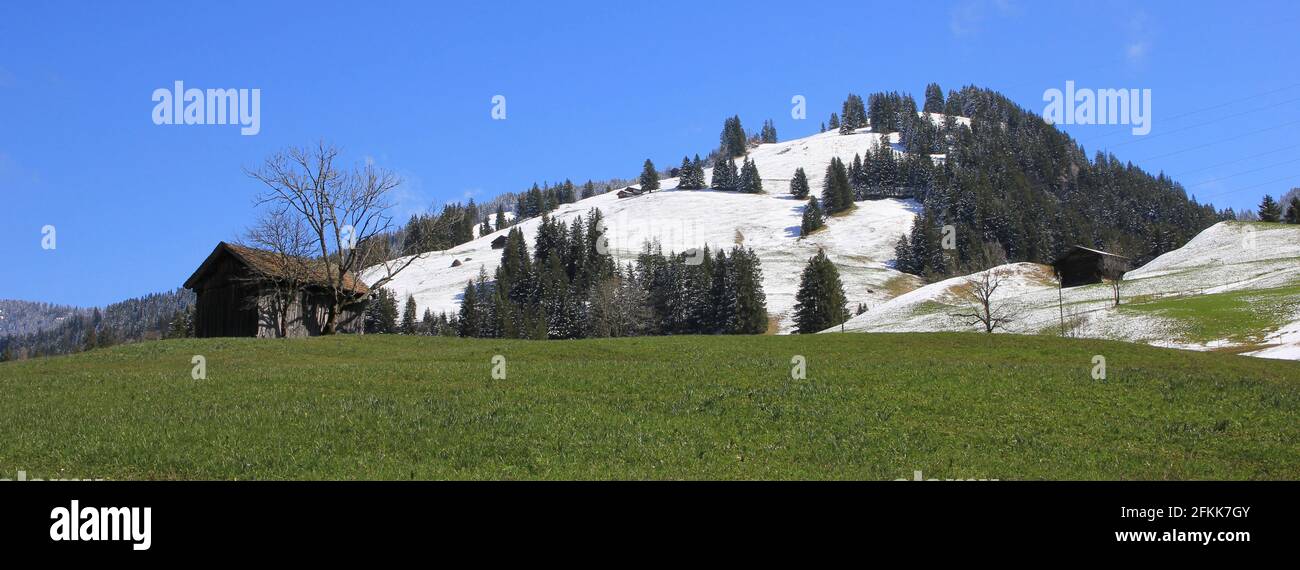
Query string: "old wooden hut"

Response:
xmin=183 ymin=242 xmax=369 ymax=338
xmin=1051 ymin=246 xmax=1130 ymax=288
xmin=490 ymin=235 xmax=508 ymax=249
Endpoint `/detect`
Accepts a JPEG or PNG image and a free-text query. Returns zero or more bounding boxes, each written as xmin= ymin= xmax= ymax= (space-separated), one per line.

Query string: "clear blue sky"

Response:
xmin=2 ymin=0 xmax=1297 ymax=307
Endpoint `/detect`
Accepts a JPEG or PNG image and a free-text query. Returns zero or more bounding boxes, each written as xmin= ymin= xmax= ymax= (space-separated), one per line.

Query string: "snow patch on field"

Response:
xmin=364 ymin=127 xmax=933 ymax=333
xmin=835 ymin=222 xmax=1300 ymax=361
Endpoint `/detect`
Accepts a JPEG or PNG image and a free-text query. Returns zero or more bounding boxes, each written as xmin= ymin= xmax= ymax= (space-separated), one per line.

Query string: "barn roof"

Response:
xmin=1052 ymin=245 xmax=1130 ymax=264
xmin=183 ymin=242 xmax=370 ymax=295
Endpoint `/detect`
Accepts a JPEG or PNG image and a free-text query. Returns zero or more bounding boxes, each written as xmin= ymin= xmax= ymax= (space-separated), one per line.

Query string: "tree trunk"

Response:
xmin=321 ymin=301 xmax=340 ymax=335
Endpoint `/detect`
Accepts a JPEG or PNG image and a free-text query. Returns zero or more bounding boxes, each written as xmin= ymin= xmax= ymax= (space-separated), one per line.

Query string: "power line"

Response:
xmin=1134 ymin=118 xmax=1300 ymax=162
xmin=1184 ymin=157 xmax=1300 ymax=189
xmin=1100 ymin=95 xmax=1300 ymax=149
xmin=1201 ymin=174 xmax=1300 ymax=201
xmin=1078 ymin=82 xmax=1300 ymax=143
xmin=1170 ymin=143 xmax=1300 ymax=178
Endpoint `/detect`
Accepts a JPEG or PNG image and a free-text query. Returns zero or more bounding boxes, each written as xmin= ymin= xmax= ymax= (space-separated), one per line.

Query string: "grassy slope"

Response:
xmin=1121 ymin=284 xmax=1300 ymax=347
xmin=0 ymin=334 xmax=1296 ymax=480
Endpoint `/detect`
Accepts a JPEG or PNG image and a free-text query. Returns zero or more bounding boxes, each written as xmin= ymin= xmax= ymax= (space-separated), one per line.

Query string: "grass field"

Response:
xmin=0 ymin=333 xmax=1297 ymax=480
xmin=1121 ymin=284 xmax=1300 ymax=346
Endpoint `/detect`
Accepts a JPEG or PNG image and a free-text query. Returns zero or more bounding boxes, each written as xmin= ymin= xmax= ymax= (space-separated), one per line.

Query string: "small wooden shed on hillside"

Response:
xmin=1051 ymin=246 xmax=1130 ymax=288
xmin=183 ymin=242 xmax=369 ymax=338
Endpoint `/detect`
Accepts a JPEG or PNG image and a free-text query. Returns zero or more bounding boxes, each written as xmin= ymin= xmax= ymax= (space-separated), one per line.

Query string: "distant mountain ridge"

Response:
xmin=0 ymin=300 xmax=84 ymax=337
xmin=0 ymin=289 xmax=194 ymax=360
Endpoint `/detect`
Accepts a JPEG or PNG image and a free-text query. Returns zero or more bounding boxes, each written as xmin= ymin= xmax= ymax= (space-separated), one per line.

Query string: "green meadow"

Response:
xmin=0 ymin=333 xmax=1296 ymax=480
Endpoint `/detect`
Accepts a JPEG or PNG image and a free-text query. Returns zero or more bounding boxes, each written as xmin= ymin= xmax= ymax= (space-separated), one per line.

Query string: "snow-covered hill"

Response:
xmin=833 ymin=222 xmax=1300 ymax=361
xmin=366 ymin=127 xmax=928 ymax=333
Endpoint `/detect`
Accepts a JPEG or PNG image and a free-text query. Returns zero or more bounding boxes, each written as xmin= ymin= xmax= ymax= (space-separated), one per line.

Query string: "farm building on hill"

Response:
xmin=1052 ymin=245 xmax=1131 ymax=306
xmin=1051 ymin=246 xmax=1130 ymax=288
xmin=183 ymin=242 xmax=369 ymax=338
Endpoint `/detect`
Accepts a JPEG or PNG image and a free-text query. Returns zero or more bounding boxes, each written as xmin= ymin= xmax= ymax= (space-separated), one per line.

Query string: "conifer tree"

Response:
xmin=760 ymin=119 xmax=778 ymax=143
xmin=691 ymin=154 xmax=706 ymax=188
xmin=923 ymin=83 xmax=945 ymax=114
xmin=720 ymin=115 xmax=747 ymax=157
xmin=1259 ymin=194 xmax=1282 ymax=222
xmin=640 ymin=159 xmax=660 ymax=192
xmin=421 ymin=308 xmax=436 ymax=335
xmin=828 ymin=113 xmax=840 ymax=131
xmin=1285 ymin=196 xmax=1300 ymax=224
xmin=401 ymin=295 xmax=418 ymax=334
xmin=789 ymin=167 xmax=810 ymax=199
xmin=839 ymin=93 xmax=866 ymax=134
xmin=822 ymin=157 xmax=853 ymax=214
xmin=711 ymin=157 xmax=733 ymax=190
xmin=738 ymin=158 xmax=763 ymax=193
xmin=708 ymin=249 xmax=736 ymax=333
xmin=731 ymin=247 xmax=768 ymax=334
xmin=801 ymin=196 xmax=825 ymax=235
xmin=792 ymin=249 xmax=849 ymax=333
xmin=457 ymin=280 xmax=479 ymax=337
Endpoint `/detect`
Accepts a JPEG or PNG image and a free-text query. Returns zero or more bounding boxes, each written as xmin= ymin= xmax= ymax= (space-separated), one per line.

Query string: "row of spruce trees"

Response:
xmin=366 ymin=207 xmax=775 ymax=339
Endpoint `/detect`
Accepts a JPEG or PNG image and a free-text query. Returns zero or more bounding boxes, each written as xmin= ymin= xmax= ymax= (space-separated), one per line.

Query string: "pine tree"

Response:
xmin=738 ymin=158 xmax=763 ymax=193
xmin=1285 ymin=196 xmax=1300 ymax=224
xmin=678 ymin=156 xmax=705 ymax=190
xmin=801 ymin=196 xmax=825 ymax=235
xmin=495 ymin=204 xmax=507 ymax=229
xmin=380 ymin=289 xmax=399 ymax=333
xmin=760 ymin=119 xmax=778 ymax=144
xmin=893 ymin=234 xmax=916 ymax=274
xmin=457 ymin=281 xmax=479 ymax=337
xmin=640 ymin=159 xmax=660 ymax=192
xmin=731 ymin=247 xmax=768 ymax=334
xmin=839 ymin=93 xmax=866 ymax=134
xmin=822 ymin=157 xmax=853 ymax=214
xmin=828 ymin=113 xmax=840 ymax=131
xmin=923 ymin=83 xmax=945 ymax=114
xmin=720 ymin=115 xmax=747 ymax=157
xmin=401 ymin=295 xmax=418 ymax=334
xmin=711 ymin=157 xmax=733 ymax=190
xmin=708 ymin=249 xmax=736 ymax=333
xmin=789 ymin=167 xmax=810 ymax=198
xmin=792 ymin=249 xmax=849 ymax=334
xmin=1259 ymin=194 xmax=1283 ymax=222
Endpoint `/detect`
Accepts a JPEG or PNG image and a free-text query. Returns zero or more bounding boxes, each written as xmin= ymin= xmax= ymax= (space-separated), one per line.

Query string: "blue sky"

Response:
xmin=1 ymin=0 xmax=1297 ymax=307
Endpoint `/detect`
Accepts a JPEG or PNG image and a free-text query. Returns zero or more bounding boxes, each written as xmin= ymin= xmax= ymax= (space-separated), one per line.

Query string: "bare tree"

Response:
xmin=949 ymin=268 xmax=1018 ymax=333
xmin=240 ymin=208 xmax=314 ymax=338
xmin=247 ymin=141 xmax=429 ymax=334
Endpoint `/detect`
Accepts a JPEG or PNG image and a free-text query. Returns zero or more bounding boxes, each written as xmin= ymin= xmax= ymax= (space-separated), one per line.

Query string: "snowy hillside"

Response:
xmin=833 ymin=222 xmax=1300 ymax=361
xmin=365 ymin=127 xmax=931 ymax=333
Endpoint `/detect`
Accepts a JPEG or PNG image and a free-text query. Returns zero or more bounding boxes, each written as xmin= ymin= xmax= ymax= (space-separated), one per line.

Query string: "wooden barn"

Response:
xmin=490 ymin=234 xmax=508 ymax=249
xmin=183 ymin=242 xmax=369 ymax=338
xmin=616 ymin=186 xmax=644 ymax=199
xmin=1051 ymin=246 xmax=1130 ymax=288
